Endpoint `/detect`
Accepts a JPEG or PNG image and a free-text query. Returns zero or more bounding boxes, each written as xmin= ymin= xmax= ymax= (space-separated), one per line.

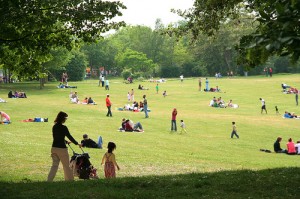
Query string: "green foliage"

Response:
xmin=175 ymin=0 xmax=300 ymax=66
xmin=116 ymin=48 xmax=156 ymax=77
xmin=121 ymin=69 xmax=132 ymax=80
xmin=160 ymin=65 xmax=180 ymax=77
xmin=0 ymin=0 xmax=126 ymax=78
xmin=66 ymin=50 xmax=87 ymax=81
xmin=81 ymin=39 xmax=119 ymax=77
xmin=44 ymin=48 xmax=74 ymax=80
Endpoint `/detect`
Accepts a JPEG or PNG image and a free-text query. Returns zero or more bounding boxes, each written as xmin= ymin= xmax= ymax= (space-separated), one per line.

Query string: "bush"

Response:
xmin=121 ymin=69 xmax=132 ymax=80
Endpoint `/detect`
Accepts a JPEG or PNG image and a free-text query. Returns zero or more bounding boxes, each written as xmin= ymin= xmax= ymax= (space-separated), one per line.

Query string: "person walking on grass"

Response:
xmin=180 ymin=120 xmax=187 ymax=134
xmin=260 ymin=98 xmax=267 ymax=114
xmin=231 ymin=121 xmax=239 ymax=138
xmin=47 ymin=111 xmax=82 ymax=182
xmin=171 ymin=108 xmax=177 ymax=131
xmin=106 ymin=94 xmax=112 ymax=117
xmin=101 ymin=142 xmax=120 ymax=178
xmin=156 ymin=84 xmax=159 ymax=94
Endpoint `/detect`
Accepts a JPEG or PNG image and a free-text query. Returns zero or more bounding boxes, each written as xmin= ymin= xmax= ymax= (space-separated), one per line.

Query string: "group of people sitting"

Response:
xmin=149 ymin=78 xmax=166 ymax=83
xmin=123 ymin=101 xmax=144 ymax=111
xmin=119 ymin=118 xmax=144 ymax=132
xmin=209 ymin=97 xmax=239 ymax=108
xmin=204 ymin=86 xmax=221 ymax=92
xmin=138 ymin=84 xmax=149 ymax=90
xmin=69 ymin=92 xmax=96 ymax=105
xmin=281 ymin=83 xmax=298 ymax=94
xmin=82 ymin=97 xmax=96 ymax=105
xmin=274 ymin=137 xmax=300 ymax=155
xmin=8 ymin=90 xmax=27 ymax=98
xmin=57 ymin=83 xmax=77 ymax=89
xmin=283 ymin=111 xmax=299 ymax=119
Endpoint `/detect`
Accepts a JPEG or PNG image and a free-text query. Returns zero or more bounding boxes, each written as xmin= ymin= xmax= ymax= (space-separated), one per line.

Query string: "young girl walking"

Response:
xmin=101 ymin=142 xmax=120 ymax=178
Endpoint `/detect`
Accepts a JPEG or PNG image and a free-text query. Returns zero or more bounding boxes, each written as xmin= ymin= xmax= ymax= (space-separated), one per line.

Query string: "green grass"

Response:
xmin=0 ymin=75 xmax=300 ymax=198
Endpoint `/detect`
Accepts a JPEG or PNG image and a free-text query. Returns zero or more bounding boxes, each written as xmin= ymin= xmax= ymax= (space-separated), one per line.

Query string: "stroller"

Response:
xmin=68 ymin=143 xmax=98 ymax=179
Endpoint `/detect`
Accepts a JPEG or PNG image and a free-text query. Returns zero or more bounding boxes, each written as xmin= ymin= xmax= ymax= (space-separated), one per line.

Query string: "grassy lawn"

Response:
xmin=0 ymin=74 xmax=300 ymax=198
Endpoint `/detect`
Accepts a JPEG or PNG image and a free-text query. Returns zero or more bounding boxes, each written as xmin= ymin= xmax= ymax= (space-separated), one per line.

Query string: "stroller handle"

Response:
xmin=67 ymin=142 xmax=85 ymax=153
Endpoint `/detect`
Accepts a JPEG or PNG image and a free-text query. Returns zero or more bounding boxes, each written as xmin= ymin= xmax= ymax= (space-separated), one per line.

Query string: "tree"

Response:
xmin=81 ymin=38 xmax=118 ymax=77
xmin=0 ymin=0 xmax=126 ymax=78
xmin=66 ymin=50 xmax=87 ymax=81
xmin=115 ymin=48 xmax=157 ymax=78
xmin=174 ymin=0 xmax=300 ymax=66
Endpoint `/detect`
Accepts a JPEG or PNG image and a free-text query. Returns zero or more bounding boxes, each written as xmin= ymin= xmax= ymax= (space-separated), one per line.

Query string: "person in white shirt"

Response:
xmin=259 ymin=98 xmax=267 ymax=114
xmin=295 ymin=141 xmax=300 ymax=154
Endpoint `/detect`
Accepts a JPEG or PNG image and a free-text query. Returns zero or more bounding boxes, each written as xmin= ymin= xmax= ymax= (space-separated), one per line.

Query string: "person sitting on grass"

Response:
xmin=273 ymin=137 xmax=287 ymax=153
xmin=70 ymin=91 xmax=79 ymax=104
xmin=82 ymin=97 xmax=88 ymax=104
xmin=0 ymin=111 xmax=11 ymax=124
xmin=81 ymin=134 xmax=102 ymax=149
xmin=120 ymin=118 xmax=144 ymax=132
xmin=295 ymin=141 xmax=300 ymax=154
xmin=287 ymin=138 xmax=296 ymax=155
xmin=88 ymin=97 xmax=96 ymax=105
xmin=138 ymin=84 xmax=149 ymax=90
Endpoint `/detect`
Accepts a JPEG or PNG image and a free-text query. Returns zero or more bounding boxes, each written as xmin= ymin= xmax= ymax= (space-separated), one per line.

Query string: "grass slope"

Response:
xmin=0 ymin=75 xmax=299 ymax=198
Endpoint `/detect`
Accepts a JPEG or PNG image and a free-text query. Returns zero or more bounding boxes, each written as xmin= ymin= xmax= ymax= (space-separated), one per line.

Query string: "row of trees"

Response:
xmin=1 ymin=0 xmax=300 ymax=86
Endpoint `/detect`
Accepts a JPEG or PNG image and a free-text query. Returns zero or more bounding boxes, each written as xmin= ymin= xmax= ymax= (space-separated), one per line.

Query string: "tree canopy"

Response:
xmin=174 ymin=0 xmax=300 ymax=66
xmin=0 ymin=0 xmax=126 ymax=76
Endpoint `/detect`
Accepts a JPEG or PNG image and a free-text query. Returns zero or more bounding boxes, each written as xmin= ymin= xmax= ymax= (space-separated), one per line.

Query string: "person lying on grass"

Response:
xmin=81 ymin=134 xmax=102 ymax=149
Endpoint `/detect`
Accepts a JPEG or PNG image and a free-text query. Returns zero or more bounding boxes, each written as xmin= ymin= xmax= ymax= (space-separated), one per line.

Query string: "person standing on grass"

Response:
xmin=101 ymin=75 xmax=105 ymax=87
xmin=127 ymin=92 xmax=131 ymax=102
xmin=156 ymin=84 xmax=159 ymax=94
xmin=98 ymin=74 xmax=101 ymax=86
xmin=101 ymin=142 xmax=120 ymax=178
xmin=143 ymin=94 xmax=149 ymax=118
xmin=47 ymin=111 xmax=81 ymax=181
xmin=205 ymin=78 xmax=209 ymax=91
xmin=130 ymin=89 xmax=134 ymax=101
xmin=230 ymin=121 xmax=239 ymax=138
xmin=105 ymin=79 xmax=110 ymax=90
xmin=296 ymin=91 xmax=298 ymax=106
xmin=199 ymin=78 xmax=202 ymax=91
xmin=259 ymin=98 xmax=267 ymax=114
xmin=171 ymin=108 xmax=177 ymax=131
xmin=106 ymin=94 xmax=112 ymax=117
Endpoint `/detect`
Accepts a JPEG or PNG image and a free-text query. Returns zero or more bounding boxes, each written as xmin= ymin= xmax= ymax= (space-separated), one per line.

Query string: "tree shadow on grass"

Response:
xmin=1 ymin=167 xmax=299 ymax=199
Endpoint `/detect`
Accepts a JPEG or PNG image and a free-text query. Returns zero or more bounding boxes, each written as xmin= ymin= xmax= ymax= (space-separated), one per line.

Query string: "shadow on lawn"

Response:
xmin=1 ymin=167 xmax=300 ymax=199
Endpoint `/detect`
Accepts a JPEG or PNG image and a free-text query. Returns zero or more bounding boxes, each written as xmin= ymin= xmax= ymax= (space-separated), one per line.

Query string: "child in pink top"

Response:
xmin=287 ymin=138 xmax=296 ymax=154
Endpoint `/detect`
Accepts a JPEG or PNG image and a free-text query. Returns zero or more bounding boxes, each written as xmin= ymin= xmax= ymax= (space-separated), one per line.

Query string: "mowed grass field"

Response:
xmin=0 ymin=74 xmax=300 ymax=183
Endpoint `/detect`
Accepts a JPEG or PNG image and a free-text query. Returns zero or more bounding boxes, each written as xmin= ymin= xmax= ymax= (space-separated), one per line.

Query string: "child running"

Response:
xmin=101 ymin=142 xmax=120 ymax=178
xmin=180 ymin=120 xmax=187 ymax=134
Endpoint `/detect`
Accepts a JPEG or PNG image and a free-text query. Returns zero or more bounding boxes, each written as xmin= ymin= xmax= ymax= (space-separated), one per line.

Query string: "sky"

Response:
xmin=114 ymin=0 xmax=195 ymax=29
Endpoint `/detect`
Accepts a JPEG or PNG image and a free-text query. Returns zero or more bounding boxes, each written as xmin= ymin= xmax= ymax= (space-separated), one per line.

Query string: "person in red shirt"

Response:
xmin=106 ymin=94 xmax=112 ymax=117
xmin=171 ymin=108 xmax=177 ymax=131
